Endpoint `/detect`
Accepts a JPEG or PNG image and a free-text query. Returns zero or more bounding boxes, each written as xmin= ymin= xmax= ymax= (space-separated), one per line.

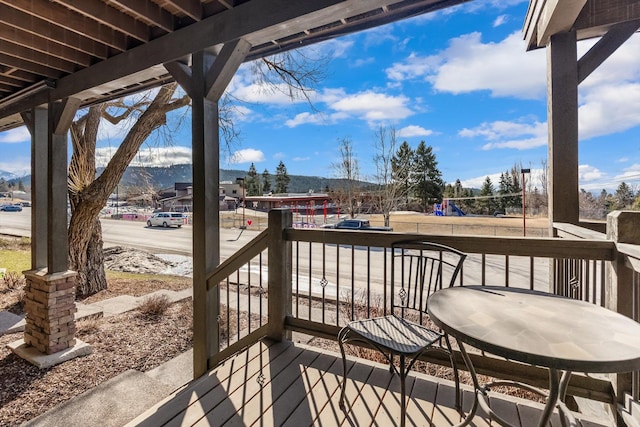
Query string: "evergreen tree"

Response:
xmin=245 ymin=163 xmax=260 ymax=196
xmin=508 ymin=165 xmax=522 ymax=208
xmin=479 ymin=176 xmax=495 ymax=214
xmin=498 ymin=173 xmax=509 ymax=212
xmin=391 ymin=141 xmax=414 ymax=205
xmin=412 ymin=141 xmax=444 ymax=210
xmin=613 ymin=181 xmax=634 ymax=209
xmin=275 ymin=161 xmax=290 ymax=194
xmin=0 ymin=178 xmax=8 ymax=193
xmin=18 ymin=179 xmax=25 ymax=192
xmin=262 ymin=169 xmax=272 ymax=194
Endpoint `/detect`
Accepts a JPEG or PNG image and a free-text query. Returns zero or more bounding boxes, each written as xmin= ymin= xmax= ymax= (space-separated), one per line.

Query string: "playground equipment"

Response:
xmin=434 ymin=200 xmax=466 ymax=216
xmin=449 ymin=202 xmax=466 ymax=216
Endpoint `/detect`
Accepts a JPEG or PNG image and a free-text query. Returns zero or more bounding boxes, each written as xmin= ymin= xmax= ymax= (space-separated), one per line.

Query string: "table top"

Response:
xmin=428 ymin=286 xmax=640 ymax=373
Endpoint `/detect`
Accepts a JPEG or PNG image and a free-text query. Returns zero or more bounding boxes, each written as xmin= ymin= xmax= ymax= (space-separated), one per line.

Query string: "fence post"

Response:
xmin=268 ymin=208 xmax=292 ymax=341
xmin=606 ymin=210 xmax=640 ymax=404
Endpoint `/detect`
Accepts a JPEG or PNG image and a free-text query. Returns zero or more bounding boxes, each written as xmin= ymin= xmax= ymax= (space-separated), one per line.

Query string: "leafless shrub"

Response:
xmin=76 ymin=317 xmax=102 ymax=336
xmin=1 ymin=271 xmax=25 ymax=292
xmin=137 ymin=294 xmax=171 ymax=319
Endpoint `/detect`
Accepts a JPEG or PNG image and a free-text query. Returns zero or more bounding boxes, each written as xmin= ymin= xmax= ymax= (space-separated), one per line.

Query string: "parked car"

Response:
xmin=20 ymin=201 xmax=31 ymax=207
xmin=322 ymin=219 xmax=392 ymax=231
xmin=0 ymin=204 xmax=23 ymax=212
xmin=146 ymin=212 xmax=184 ymax=228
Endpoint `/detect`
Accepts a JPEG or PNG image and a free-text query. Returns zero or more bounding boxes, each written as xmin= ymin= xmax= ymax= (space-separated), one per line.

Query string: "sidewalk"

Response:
xmin=1 ymin=288 xmax=195 ymax=427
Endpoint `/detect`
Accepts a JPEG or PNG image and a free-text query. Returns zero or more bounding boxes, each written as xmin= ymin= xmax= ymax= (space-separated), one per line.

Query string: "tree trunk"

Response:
xmin=70 ymin=215 xmax=106 ymax=296
xmin=67 ymin=83 xmax=189 ymax=297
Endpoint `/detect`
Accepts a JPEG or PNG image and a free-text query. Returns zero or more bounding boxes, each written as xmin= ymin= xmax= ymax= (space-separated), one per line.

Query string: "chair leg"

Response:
xmin=444 ymin=333 xmax=461 ymax=411
xmin=337 ymin=328 xmax=349 ymax=410
xmin=400 ymin=354 xmax=406 ymax=427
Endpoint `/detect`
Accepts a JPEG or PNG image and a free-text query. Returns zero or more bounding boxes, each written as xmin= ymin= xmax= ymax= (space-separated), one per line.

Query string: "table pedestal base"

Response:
xmin=454 ymin=342 xmax=576 ymax=427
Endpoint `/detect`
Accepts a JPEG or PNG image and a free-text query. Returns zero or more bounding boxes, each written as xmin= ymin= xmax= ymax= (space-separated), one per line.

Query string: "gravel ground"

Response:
xmin=0 ymin=245 xmax=194 ymax=426
xmin=0 ymin=300 xmax=193 ymax=426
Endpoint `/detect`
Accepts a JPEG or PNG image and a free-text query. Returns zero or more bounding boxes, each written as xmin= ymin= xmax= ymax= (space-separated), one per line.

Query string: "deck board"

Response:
xmin=128 ymin=340 xmax=611 ymax=427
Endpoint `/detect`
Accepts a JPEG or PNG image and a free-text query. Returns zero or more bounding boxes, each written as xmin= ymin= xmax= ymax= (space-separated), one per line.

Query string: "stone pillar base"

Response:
xmin=22 ymin=269 xmax=77 ymax=355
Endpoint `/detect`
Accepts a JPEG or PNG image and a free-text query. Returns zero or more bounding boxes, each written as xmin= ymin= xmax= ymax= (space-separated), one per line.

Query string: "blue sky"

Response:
xmin=1 ymin=0 xmax=640 ymax=192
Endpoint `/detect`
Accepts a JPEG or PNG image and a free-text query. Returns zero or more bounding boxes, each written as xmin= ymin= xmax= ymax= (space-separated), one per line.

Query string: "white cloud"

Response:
xmin=397 ymin=125 xmax=434 ymax=138
xmin=329 ymin=91 xmax=413 ymax=123
xmin=460 ymin=119 xmax=547 ymax=150
xmin=229 ymin=148 xmax=265 ymax=164
xmin=95 ymin=146 xmax=192 ymax=168
xmin=292 ymin=156 xmax=310 ymax=161
xmin=285 ymin=112 xmax=324 ymax=128
xmin=619 ymin=157 xmax=629 ymax=163
xmin=614 ymin=163 xmax=640 ymax=183
xmin=493 ymin=14 xmax=509 ymax=27
xmin=387 ymin=31 xmax=547 ymax=99
xmin=460 ymin=172 xmax=502 ymax=189
xmin=578 ymin=83 xmax=640 ymax=139
xmin=0 ymin=127 xmax=30 ymax=144
xmin=232 ymin=82 xmax=312 ymax=105
xmin=579 ymin=164 xmax=604 ymax=182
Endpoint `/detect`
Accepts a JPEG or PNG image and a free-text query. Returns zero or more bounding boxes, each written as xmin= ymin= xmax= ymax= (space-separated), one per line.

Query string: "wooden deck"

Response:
xmin=127 ymin=340 xmax=609 ymax=427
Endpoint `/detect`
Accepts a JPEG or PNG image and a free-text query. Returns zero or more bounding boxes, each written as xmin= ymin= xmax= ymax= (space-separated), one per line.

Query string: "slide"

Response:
xmin=450 ymin=202 xmax=466 ymax=216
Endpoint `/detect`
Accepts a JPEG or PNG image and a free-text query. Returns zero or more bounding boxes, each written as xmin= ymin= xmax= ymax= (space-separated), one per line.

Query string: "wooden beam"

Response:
xmin=0 ymin=4 xmax=111 ymax=60
xmin=0 ymin=25 xmax=93 ymax=67
xmin=537 ymin=0 xmax=587 ymax=47
xmin=165 ymin=0 xmax=203 ymax=21
xmin=164 ymin=60 xmax=193 ymax=98
xmin=191 ymin=50 xmax=221 ymax=378
xmin=547 ymin=31 xmax=579 ymax=227
xmin=575 ymin=0 xmax=640 ymax=33
xmin=0 ymin=0 xmax=129 ymax=51
xmin=22 ymin=107 xmax=49 ymax=269
xmin=0 ymin=0 xmax=346 ymax=118
xmin=205 ymin=38 xmax=251 ymax=101
xmin=107 ymin=0 xmax=175 ymax=33
xmin=51 ymin=0 xmax=151 ymax=42
xmin=578 ymin=20 xmax=640 ymax=84
xmin=47 ymin=100 xmax=79 ymax=273
xmin=0 ymin=40 xmax=78 ymax=73
xmin=0 ymin=53 xmax=64 ymax=79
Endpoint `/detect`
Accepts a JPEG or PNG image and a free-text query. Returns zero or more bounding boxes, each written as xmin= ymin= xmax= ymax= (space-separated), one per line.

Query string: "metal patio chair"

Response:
xmin=338 ymin=240 xmax=467 ymax=427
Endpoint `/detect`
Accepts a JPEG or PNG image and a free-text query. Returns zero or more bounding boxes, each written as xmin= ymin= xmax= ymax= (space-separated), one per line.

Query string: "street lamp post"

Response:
xmin=521 ymin=168 xmax=530 ymax=236
xmin=236 ymin=177 xmax=246 ymax=229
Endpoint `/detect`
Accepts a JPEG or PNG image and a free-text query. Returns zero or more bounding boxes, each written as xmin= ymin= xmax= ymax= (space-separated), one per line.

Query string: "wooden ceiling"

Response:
xmin=524 ymin=0 xmax=640 ymax=50
xmin=0 ymin=0 xmax=470 ymax=131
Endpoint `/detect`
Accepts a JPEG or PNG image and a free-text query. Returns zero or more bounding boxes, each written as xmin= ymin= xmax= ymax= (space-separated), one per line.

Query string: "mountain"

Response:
xmin=15 ymin=164 xmax=370 ymax=194
xmin=0 ymin=170 xmax=20 ymax=181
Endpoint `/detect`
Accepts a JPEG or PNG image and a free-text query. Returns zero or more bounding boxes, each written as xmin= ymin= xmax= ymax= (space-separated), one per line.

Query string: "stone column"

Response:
xmin=606 ymin=210 xmax=639 ymax=405
xmin=23 ymin=269 xmax=78 ymax=354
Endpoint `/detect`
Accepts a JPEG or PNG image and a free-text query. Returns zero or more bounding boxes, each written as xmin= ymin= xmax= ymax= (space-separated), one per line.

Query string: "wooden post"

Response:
xmin=268 ymin=208 xmax=292 ymax=341
xmin=606 ymin=210 xmax=639 ymax=405
xmin=547 ymin=31 xmax=579 ymax=232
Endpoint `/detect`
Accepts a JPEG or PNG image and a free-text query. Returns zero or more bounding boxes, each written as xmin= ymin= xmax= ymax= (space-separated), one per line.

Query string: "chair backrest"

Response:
xmin=390 ymin=240 xmax=467 ymax=319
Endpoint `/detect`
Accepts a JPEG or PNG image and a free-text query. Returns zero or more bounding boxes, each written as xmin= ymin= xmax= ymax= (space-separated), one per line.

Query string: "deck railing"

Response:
xmin=204 ymin=209 xmax=640 ymax=420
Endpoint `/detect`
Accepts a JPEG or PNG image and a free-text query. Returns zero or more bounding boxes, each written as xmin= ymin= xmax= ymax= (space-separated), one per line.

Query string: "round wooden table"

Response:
xmin=428 ymin=286 xmax=640 ymax=427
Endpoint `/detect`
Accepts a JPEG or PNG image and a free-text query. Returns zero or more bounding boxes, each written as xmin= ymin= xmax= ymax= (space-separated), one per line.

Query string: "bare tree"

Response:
xmin=68 ymin=84 xmax=190 ymax=296
xmin=332 ymin=138 xmax=360 ymax=218
xmin=372 ymin=126 xmax=404 ymax=227
xmin=68 ymin=51 xmax=325 ymax=297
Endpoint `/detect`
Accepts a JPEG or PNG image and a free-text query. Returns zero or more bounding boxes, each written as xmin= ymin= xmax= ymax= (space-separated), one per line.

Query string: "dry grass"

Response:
xmin=137 ymin=294 xmax=172 ymax=319
xmin=0 ymin=300 xmax=193 ymax=426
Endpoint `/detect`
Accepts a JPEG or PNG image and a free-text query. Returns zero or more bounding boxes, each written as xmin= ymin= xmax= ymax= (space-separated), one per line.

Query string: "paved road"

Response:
xmin=0 ymin=209 xmax=261 ymax=258
xmin=1 ymin=209 xmax=551 ymax=296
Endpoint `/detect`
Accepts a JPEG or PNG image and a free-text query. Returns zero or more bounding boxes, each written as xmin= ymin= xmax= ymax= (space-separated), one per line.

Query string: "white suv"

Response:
xmin=147 ymin=212 xmax=184 ymax=228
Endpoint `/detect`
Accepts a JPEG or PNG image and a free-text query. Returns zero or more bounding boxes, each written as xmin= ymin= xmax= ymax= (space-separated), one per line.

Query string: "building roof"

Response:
xmin=0 ymin=0 xmax=471 ymax=132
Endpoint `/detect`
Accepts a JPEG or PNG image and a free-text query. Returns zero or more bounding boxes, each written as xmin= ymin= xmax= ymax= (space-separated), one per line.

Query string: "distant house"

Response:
xmin=157 ymin=182 xmax=240 ymax=212
xmin=245 ymin=193 xmax=330 ymax=212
